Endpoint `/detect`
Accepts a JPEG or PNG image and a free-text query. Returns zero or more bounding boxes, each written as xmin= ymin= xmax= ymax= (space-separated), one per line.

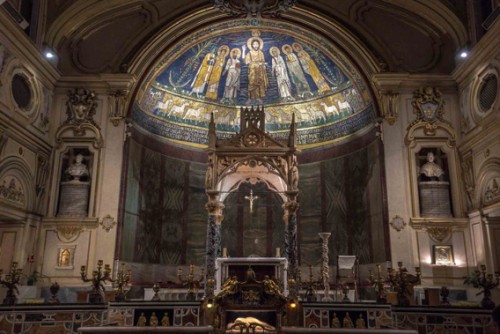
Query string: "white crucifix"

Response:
xmin=244 ymin=189 xmax=259 ymax=213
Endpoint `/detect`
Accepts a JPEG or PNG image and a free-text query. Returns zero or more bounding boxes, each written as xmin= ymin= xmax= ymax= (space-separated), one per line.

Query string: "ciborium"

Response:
xmin=0 ymin=262 xmax=23 ymax=305
xmin=81 ymin=260 xmax=113 ymax=304
xmin=177 ymin=264 xmax=204 ymax=300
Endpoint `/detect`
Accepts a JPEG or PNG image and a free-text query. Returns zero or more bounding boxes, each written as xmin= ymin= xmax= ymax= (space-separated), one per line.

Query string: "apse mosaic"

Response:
xmin=134 ymin=20 xmax=375 ymax=148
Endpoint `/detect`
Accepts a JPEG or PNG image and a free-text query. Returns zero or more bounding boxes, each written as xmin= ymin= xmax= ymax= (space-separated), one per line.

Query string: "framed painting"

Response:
xmin=433 ymin=245 xmax=454 ymax=265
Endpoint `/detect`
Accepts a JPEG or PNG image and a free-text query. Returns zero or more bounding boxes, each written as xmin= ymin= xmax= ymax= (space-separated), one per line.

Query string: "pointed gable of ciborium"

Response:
xmin=205 ymin=105 xmax=299 ymax=199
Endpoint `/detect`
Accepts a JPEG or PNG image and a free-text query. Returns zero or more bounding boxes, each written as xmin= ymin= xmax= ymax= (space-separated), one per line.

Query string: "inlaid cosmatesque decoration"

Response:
xmin=100 ymin=214 xmax=116 ymax=232
xmin=134 ymin=20 xmax=375 ymax=149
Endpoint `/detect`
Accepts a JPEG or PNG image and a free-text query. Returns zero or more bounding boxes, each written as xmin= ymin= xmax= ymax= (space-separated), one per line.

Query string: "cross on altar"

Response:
xmin=244 ymin=189 xmax=259 ymax=213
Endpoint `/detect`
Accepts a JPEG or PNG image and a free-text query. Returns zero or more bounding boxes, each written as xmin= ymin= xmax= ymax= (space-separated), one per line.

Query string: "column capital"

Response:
xmin=205 ymin=200 xmax=225 ymax=215
xmin=283 ymin=200 xmax=299 ymax=213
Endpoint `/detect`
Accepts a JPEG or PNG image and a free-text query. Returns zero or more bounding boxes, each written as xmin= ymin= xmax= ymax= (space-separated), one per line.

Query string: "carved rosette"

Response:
xmin=65 ymin=88 xmax=100 ymax=132
xmin=100 ymin=214 xmax=116 ymax=232
xmin=390 ymin=215 xmax=406 ymax=232
xmin=409 ymin=87 xmax=449 ymax=134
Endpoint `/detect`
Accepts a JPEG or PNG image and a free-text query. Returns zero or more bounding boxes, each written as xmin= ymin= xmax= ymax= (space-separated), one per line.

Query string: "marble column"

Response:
xmin=283 ymin=199 xmax=299 ymax=279
xmin=204 ymin=200 xmax=224 ymax=296
xmin=318 ymin=232 xmax=332 ymax=301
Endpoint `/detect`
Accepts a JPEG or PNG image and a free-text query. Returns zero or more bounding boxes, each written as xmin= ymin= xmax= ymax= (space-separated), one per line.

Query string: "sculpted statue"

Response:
xmin=217 ymin=276 xmax=239 ymax=299
xmin=66 ymin=154 xmax=89 ymax=181
xmin=420 ymin=152 xmax=444 ymax=179
xmin=263 ymin=275 xmax=282 ymax=296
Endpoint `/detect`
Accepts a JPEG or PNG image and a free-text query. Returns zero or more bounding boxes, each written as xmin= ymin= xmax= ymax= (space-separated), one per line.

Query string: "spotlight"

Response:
xmin=45 ymin=52 xmax=54 ymax=59
xmin=206 ymin=298 xmax=214 ymax=309
xmin=459 ymin=51 xmax=468 ymax=59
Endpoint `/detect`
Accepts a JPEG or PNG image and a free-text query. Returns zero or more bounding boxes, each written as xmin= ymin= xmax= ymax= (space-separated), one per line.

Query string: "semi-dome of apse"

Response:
xmin=132 ymin=19 xmax=375 ymax=150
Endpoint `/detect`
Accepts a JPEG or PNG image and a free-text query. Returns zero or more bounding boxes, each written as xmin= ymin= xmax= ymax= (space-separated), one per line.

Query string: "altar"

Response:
xmin=215 ymin=257 xmax=288 ymax=295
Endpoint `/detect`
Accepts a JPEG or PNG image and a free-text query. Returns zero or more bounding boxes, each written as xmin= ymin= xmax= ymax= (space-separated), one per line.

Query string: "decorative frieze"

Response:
xmin=0 ymin=176 xmax=25 ymax=205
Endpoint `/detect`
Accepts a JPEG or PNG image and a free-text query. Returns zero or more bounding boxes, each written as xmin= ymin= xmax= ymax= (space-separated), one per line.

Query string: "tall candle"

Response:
xmin=223 ymin=247 xmax=227 ymax=257
xmin=276 ymin=247 xmax=280 ymax=257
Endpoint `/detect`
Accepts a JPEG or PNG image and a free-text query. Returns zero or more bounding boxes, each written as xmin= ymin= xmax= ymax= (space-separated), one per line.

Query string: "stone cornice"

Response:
xmin=453 ymin=19 xmax=500 ymax=85
xmin=0 ymin=10 xmax=60 ymax=85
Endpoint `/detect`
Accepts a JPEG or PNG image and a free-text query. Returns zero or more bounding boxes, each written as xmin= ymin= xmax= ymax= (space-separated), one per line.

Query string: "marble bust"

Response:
xmin=420 ymin=152 xmax=444 ymax=179
xmin=66 ymin=154 xmax=89 ymax=181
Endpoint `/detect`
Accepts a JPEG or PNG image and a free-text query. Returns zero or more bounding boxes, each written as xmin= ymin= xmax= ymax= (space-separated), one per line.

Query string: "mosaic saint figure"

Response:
xmin=150 ymin=312 xmax=159 ymax=327
xmin=243 ymin=36 xmax=268 ymax=104
xmin=222 ymin=48 xmax=242 ymax=102
xmin=137 ymin=313 xmax=147 ymax=327
xmin=206 ymin=45 xmax=229 ymax=100
xmin=190 ymin=49 xmax=216 ymax=97
xmin=343 ymin=312 xmax=353 ymax=328
xmin=270 ymin=47 xmax=293 ymax=100
xmin=355 ymin=314 xmax=366 ymax=329
xmin=331 ymin=313 xmax=340 ymax=328
xmin=282 ymin=44 xmax=311 ymax=97
xmin=293 ymin=42 xmax=330 ymax=93
xmin=161 ymin=313 xmax=170 ymax=326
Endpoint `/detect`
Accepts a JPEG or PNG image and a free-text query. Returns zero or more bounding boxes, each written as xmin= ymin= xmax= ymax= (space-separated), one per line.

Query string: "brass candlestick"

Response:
xmin=464 ymin=264 xmax=500 ymax=309
xmin=368 ymin=264 xmax=387 ymax=303
xmin=0 ymin=262 xmax=23 ymax=305
xmin=113 ymin=262 xmax=131 ymax=302
xmin=302 ymin=264 xmax=317 ymax=302
xmin=177 ymin=264 xmax=204 ymax=300
xmin=80 ymin=260 xmax=113 ymax=304
xmin=386 ymin=261 xmax=421 ymax=306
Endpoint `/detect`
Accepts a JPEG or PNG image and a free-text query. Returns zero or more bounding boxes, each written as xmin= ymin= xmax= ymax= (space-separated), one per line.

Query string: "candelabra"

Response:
xmin=386 ymin=261 xmax=421 ymax=306
xmin=80 ymin=260 xmax=113 ymax=304
xmin=177 ymin=264 xmax=205 ymax=300
xmin=0 ymin=262 xmax=23 ymax=305
xmin=368 ymin=264 xmax=387 ymax=303
xmin=302 ymin=265 xmax=317 ymax=302
xmin=464 ymin=264 xmax=500 ymax=309
xmin=113 ymin=262 xmax=131 ymax=302
xmin=318 ymin=232 xmax=332 ymax=301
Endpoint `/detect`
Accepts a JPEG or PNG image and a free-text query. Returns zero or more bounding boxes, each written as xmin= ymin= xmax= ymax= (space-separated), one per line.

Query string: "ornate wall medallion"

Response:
xmin=100 ymin=214 xmax=116 ymax=232
xmin=389 ymin=215 xmax=406 ymax=232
